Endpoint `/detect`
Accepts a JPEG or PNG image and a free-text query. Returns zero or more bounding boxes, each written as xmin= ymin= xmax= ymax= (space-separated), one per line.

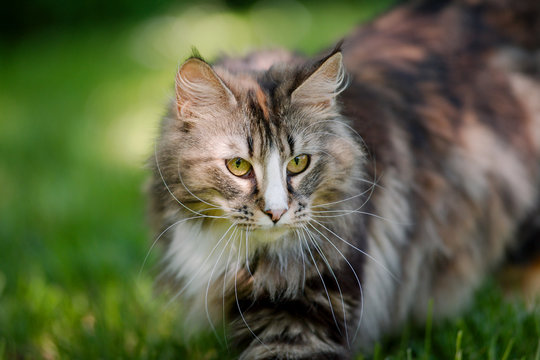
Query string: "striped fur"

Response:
xmin=148 ymin=0 xmax=540 ymax=358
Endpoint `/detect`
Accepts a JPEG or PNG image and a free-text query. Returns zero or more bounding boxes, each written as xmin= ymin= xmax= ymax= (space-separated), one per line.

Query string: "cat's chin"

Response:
xmin=248 ymin=225 xmax=293 ymax=244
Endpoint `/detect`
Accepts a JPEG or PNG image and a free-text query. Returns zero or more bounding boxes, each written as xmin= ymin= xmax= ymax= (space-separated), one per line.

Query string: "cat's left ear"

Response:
xmin=175 ymin=57 xmax=237 ymax=118
xmin=291 ymin=51 xmax=345 ymax=108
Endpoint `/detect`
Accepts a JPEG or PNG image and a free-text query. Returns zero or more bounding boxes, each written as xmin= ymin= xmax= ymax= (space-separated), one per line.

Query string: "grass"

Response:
xmin=1 ymin=1 xmax=539 ymax=358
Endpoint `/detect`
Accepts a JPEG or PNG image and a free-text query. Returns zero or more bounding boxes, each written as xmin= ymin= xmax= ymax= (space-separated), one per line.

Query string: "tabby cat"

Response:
xmin=148 ymin=0 xmax=540 ymax=358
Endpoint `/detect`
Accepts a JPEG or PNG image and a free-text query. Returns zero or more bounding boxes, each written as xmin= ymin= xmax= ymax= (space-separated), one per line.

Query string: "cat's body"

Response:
xmin=149 ymin=0 xmax=540 ymax=358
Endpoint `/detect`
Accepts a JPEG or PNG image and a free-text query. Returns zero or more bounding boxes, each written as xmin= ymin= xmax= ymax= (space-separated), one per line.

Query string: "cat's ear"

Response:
xmin=175 ymin=58 xmax=237 ymax=117
xmin=291 ymin=52 xmax=345 ymax=108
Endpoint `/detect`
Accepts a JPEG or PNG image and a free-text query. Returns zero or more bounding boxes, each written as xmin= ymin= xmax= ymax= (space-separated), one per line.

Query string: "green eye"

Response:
xmin=287 ymin=154 xmax=310 ymax=175
xmin=226 ymin=157 xmax=252 ymax=177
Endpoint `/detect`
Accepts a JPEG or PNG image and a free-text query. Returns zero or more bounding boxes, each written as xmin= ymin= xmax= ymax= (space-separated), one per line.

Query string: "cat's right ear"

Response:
xmin=291 ymin=51 xmax=345 ymax=109
xmin=175 ymin=58 xmax=237 ymax=118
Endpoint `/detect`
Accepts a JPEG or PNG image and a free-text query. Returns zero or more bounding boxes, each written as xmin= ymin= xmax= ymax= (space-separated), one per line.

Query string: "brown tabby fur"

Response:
xmin=148 ymin=0 xmax=540 ymax=358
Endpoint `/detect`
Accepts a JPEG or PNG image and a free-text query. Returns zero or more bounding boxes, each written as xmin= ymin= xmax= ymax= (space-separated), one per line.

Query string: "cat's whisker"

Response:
xmin=155 ymin=143 xmax=229 ymax=219
xmin=294 ymin=229 xmax=307 ymax=292
xmin=299 ymin=226 xmax=342 ymax=338
xmin=245 ymin=226 xmax=253 ymax=277
xmin=355 ymin=172 xmax=379 ymax=213
xmin=138 ymin=215 xmax=206 ymax=279
xmin=205 ymin=225 xmax=239 ymax=344
xmin=313 ymin=159 xmax=381 ymax=211
xmin=196 ymin=206 xmax=228 ymax=212
xmin=166 ymin=221 xmax=239 ymax=306
xmin=221 ymin=231 xmax=236 ymax=351
xmin=176 ymin=157 xmax=225 ymax=210
xmin=310 ymin=209 xmax=355 ymax=214
xmin=310 ymin=219 xmax=400 ymax=283
xmin=311 ymin=186 xmax=376 ymax=210
xmin=311 ymin=209 xmax=409 ymax=226
xmin=307 ymin=222 xmax=364 ymax=342
xmin=234 ymin=236 xmax=270 ymax=351
xmin=351 ymin=162 xmax=380 ymax=212
xmin=303 ymin=226 xmax=350 ymax=348
xmin=350 ymin=176 xmax=386 ymax=190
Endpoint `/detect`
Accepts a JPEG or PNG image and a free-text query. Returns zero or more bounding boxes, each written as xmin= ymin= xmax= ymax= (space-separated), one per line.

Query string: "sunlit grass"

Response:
xmin=1 ymin=0 xmax=539 ymax=358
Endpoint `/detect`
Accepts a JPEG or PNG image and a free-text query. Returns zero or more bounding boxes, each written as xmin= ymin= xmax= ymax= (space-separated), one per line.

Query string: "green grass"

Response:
xmin=1 ymin=1 xmax=539 ymax=358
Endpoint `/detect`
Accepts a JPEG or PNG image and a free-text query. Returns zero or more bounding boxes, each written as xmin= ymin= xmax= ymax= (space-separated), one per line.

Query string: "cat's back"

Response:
xmin=340 ymin=0 xmax=540 ymax=167
xmin=334 ymin=0 xmax=540 ymax=335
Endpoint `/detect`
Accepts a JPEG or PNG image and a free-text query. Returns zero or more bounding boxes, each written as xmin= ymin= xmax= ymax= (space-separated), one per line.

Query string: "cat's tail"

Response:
xmin=414 ymin=0 xmax=540 ymax=50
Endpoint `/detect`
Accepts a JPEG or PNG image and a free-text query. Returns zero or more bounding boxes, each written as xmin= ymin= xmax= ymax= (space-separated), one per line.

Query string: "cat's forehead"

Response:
xmin=215 ymin=63 xmax=298 ymax=113
xmin=201 ymin=58 xmax=340 ymax=160
xmin=204 ymin=119 xmax=294 ymax=163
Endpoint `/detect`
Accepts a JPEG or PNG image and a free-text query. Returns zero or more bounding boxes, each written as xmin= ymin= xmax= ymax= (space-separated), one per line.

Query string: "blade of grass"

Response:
xmin=488 ymin=336 xmax=497 ymax=360
xmin=501 ymin=338 xmax=514 ymax=360
xmin=0 ymin=339 xmax=5 ymax=360
xmin=373 ymin=343 xmax=382 ymax=360
xmin=454 ymin=330 xmax=463 ymax=360
xmin=535 ymin=338 xmax=540 ymax=360
xmin=424 ymin=299 xmax=434 ymax=360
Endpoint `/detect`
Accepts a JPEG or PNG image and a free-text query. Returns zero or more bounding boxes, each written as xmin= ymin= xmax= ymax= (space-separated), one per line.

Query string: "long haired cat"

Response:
xmin=148 ymin=0 xmax=540 ymax=358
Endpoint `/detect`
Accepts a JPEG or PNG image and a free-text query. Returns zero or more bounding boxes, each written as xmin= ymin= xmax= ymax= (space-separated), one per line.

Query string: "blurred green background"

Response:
xmin=1 ymin=0 xmax=539 ymax=359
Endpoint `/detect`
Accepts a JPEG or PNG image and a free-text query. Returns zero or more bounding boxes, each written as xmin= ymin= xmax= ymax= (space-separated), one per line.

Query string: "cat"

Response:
xmin=148 ymin=0 xmax=540 ymax=358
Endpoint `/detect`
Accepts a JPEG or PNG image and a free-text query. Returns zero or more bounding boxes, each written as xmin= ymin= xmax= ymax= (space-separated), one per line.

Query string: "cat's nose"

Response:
xmin=264 ymin=208 xmax=287 ymax=223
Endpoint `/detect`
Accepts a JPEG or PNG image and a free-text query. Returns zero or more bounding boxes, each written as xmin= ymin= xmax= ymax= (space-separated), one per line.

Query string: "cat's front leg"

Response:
xmin=230 ymin=296 xmax=356 ymax=360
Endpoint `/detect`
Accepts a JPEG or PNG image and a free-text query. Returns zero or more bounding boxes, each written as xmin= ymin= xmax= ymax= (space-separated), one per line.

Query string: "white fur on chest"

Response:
xmin=165 ymin=219 xmax=239 ymax=301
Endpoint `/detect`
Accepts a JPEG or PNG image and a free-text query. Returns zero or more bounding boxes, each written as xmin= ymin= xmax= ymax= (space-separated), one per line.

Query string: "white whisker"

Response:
xmin=176 ymin=156 xmax=224 ymax=209
xmin=234 ymin=237 xmax=269 ymax=351
xmin=349 ymin=176 xmax=386 ymax=190
xmin=311 ymin=187 xmax=375 ymax=210
xmin=307 ymin=222 xmax=364 ymax=342
xmin=221 ymin=231 xmax=236 ymax=351
xmin=299 ymin=227 xmax=342 ymax=336
xmin=245 ymin=226 xmax=253 ymax=277
xmin=155 ymin=142 xmax=228 ymax=219
xmin=313 ymin=160 xmax=381 ymax=211
xmin=311 ymin=209 xmax=409 ymax=226
xmin=310 ymin=219 xmax=400 ymax=282
xmin=303 ymin=225 xmax=350 ymax=348
xmin=205 ymin=226 xmax=239 ymax=344
xmin=295 ymin=229 xmax=307 ymax=292
xmin=139 ymin=215 xmax=206 ymax=279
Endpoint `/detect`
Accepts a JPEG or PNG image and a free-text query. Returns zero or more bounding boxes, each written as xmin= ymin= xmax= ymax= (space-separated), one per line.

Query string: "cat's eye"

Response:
xmin=226 ymin=157 xmax=252 ymax=177
xmin=287 ymin=154 xmax=310 ymax=175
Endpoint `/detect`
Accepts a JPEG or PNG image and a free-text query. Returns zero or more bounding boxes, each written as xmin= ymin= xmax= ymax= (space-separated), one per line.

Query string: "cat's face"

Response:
xmin=156 ymin=52 xmax=363 ymax=244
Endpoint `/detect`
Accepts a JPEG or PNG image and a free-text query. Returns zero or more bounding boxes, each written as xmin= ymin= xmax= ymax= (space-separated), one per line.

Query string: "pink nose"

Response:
xmin=264 ymin=208 xmax=287 ymax=223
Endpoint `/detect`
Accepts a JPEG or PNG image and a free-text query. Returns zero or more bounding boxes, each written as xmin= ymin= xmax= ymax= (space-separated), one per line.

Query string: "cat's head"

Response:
xmin=153 ymin=49 xmax=364 ymax=245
